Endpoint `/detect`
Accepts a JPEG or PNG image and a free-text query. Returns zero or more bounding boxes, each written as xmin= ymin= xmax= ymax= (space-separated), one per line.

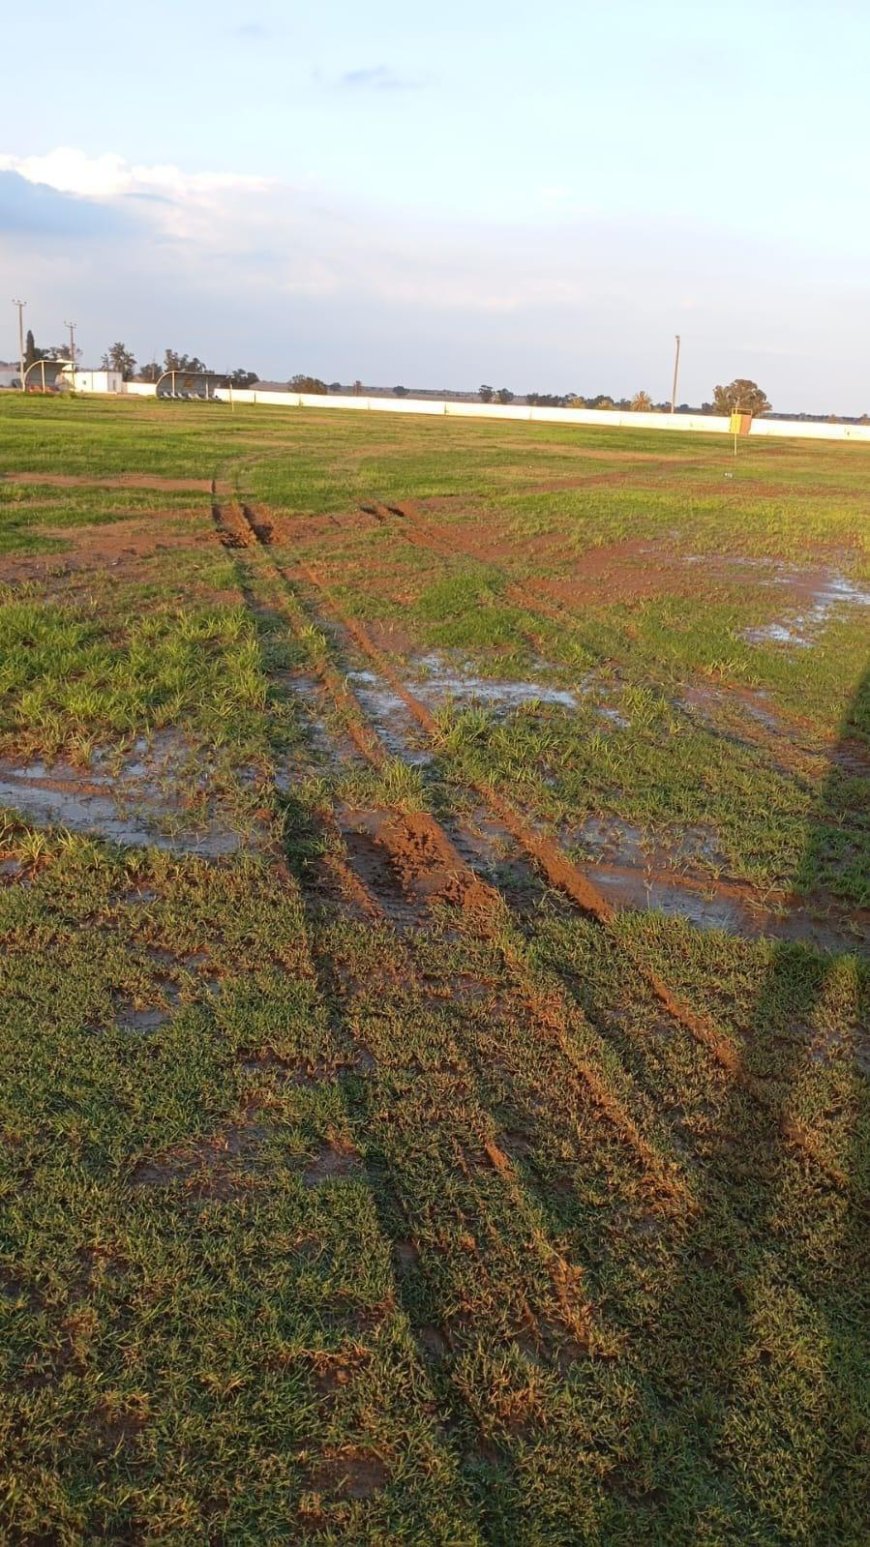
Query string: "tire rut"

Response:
xmin=287 ymin=529 xmax=855 ymax=1198
xmin=218 ymin=491 xmax=692 ymax=1209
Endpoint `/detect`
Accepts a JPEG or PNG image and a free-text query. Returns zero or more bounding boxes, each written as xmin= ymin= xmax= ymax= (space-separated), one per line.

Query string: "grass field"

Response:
xmin=1 ymin=393 xmax=868 ymax=1544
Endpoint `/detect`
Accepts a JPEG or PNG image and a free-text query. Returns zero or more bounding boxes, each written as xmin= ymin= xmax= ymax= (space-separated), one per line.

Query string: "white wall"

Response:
xmin=214 ymin=387 xmax=733 ymax=434
xmin=119 ymin=380 xmax=870 ymax=444
xmin=70 ymin=369 xmax=123 ymax=393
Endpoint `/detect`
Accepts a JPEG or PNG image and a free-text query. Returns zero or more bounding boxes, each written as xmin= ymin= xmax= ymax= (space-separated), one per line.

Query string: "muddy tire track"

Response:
xmin=210 ymin=496 xmax=651 ymax=1428
xmin=214 ymin=490 xmax=692 ymax=1210
xmin=287 ymin=541 xmax=858 ymax=1197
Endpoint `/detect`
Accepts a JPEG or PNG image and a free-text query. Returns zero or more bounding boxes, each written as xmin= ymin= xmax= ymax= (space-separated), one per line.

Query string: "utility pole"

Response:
xmin=670 ymin=334 xmax=681 ymax=414
xmin=64 ymin=320 xmax=77 ymax=376
xmin=12 ymin=298 xmax=26 ymax=387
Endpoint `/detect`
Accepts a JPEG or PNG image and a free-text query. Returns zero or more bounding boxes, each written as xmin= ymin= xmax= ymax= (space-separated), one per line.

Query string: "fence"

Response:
xmin=100 ymin=381 xmax=870 ymax=444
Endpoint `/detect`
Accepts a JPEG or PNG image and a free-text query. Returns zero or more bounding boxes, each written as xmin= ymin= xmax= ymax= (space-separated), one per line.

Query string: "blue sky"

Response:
xmin=2 ymin=0 xmax=868 ymax=411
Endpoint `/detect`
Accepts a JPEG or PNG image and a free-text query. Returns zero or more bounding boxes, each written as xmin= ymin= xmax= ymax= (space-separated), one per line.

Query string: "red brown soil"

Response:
xmin=362 ymin=619 xmax=415 ymax=654
xmin=393 ymin=499 xmax=868 ymax=615
xmin=307 ymin=1451 xmax=389 ymax=1499
xmin=342 ymin=808 xmax=496 ymax=920
xmin=0 ymin=514 xmax=208 ymax=590
xmin=303 ymin=1139 xmax=361 ymax=1188
xmin=2 ymin=472 xmax=212 ymax=492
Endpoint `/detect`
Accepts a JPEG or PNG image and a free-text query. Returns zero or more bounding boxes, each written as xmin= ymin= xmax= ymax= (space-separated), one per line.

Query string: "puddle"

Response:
xmin=597 ymin=706 xmax=630 ymax=729
xmin=412 ymin=655 xmax=578 ymax=711
xmin=589 ymin=864 xmax=866 ymax=953
xmin=577 ymin=815 xmax=724 ymax=870
xmin=0 ymin=743 xmax=244 ymax=857
xmin=345 ymin=670 xmax=432 ymax=764
xmin=568 ymin=813 xmax=865 ymax=951
xmin=742 ymin=570 xmax=870 ymax=649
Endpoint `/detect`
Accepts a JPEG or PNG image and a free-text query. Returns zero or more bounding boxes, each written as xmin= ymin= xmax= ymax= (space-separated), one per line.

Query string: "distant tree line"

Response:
xmin=24 ymin=339 xmax=779 ymax=420
xmin=475 ymin=378 xmax=773 ymax=415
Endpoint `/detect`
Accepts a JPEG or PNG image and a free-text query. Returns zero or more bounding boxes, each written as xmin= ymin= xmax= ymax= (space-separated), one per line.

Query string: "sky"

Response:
xmin=2 ymin=0 xmax=869 ymax=412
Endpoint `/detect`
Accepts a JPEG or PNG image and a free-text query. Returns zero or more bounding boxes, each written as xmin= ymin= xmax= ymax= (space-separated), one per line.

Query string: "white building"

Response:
xmin=64 ymin=367 xmax=124 ymax=393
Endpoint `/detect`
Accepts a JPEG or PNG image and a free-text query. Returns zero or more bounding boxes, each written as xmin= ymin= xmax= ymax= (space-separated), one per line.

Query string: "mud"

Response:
xmin=593 ymin=863 xmax=868 ymax=952
xmin=577 ymin=815 xmax=724 ymax=870
xmin=680 ymin=682 xmax=870 ymax=779
xmin=273 ymin=672 xmax=367 ymax=774
xmin=116 ymin=1005 xmax=170 ymax=1035
xmin=340 ymin=821 xmax=425 ymax=928
xmin=446 ymin=806 xmax=553 ymax=914
xmin=568 ymin=815 xmax=868 ymax=953
xmin=361 ymin=619 xmax=415 ymax=655
xmin=338 ymin=806 xmax=492 ymax=926
xmin=131 ymin=1118 xmax=268 ymax=1195
xmin=0 ymin=517 xmax=203 ymax=591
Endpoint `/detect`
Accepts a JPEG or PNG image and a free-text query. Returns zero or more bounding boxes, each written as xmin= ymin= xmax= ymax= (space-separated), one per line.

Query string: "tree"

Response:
xmin=479 ymin=384 xmax=494 ymax=403
xmin=227 ymin=368 xmax=259 ymax=388
xmin=328 ymin=382 xmax=342 ymax=393
xmin=495 ymin=387 xmax=514 ymax=404
xmin=137 ymin=361 xmax=161 ymax=383
xmin=711 ymin=378 xmax=771 ymax=417
xmin=393 ymin=385 xmax=408 ymax=397
xmin=24 ymin=329 xmax=38 ymax=369
xmin=630 ymin=390 xmax=653 ymax=412
xmin=101 ymin=342 xmax=137 ymax=379
xmin=288 ymin=374 xmax=328 ymax=394
xmin=163 ymin=349 xmax=208 ymax=374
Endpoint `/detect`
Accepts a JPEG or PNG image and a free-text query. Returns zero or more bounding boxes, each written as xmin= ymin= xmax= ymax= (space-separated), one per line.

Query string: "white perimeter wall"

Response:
xmin=111 ymin=382 xmax=870 ymax=444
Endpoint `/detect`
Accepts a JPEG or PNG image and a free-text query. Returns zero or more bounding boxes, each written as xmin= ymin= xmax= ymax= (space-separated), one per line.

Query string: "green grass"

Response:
xmin=0 ymin=395 xmax=867 ymax=1543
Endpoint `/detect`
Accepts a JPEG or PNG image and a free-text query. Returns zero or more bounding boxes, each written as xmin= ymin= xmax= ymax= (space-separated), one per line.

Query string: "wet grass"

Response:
xmin=0 ymin=394 xmax=868 ymax=1543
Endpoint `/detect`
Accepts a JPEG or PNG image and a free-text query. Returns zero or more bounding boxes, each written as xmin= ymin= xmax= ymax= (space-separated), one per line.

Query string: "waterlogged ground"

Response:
xmin=0 ymin=395 xmax=868 ymax=1544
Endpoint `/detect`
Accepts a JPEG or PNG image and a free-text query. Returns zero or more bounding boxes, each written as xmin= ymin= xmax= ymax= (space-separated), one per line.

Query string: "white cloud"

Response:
xmin=0 ymin=147 xmax=272 ymax=201
xmin=3 ymin=144 xmax=870 ymax=412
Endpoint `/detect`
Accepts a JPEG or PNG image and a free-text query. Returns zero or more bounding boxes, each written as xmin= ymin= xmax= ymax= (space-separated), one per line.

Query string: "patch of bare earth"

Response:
xmin=338 ymin=807 xmax=494 ymax=926
xmin=303 ymin=1138 xmax=361 ymax=1188
xmin=0 ymin=515 xmax=206 ymax=591
xmin=361 ymin=619 xmax=415 ymax=655
xmin=307 ymin=1450 xmax=389 ymax=1500
xmin=130 ymin=1114 xmax=268 ymax=1198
